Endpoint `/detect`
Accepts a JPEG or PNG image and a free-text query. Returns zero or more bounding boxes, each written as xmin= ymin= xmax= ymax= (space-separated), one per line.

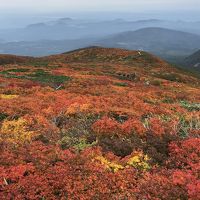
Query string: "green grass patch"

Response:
xmin=6 ymin=68 xmax=30 ymax=73
xmin=27 ymin=61 xmax=49 ymax=67
xmin=177 ymin=116 xmax=200 ymax=138
xmin=180 ymin=101 xmax=200 ymax=111
xmin=0 ymin=68 xmax=30 ymax=76
xmin=0 ymin=68 xmax=71 ymax=84
xmin=27 ymin=69 xmax=71 ymax=84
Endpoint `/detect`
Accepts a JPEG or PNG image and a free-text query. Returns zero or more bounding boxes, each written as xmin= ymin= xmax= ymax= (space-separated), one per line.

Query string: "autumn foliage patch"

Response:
xmin=0 ymin=48 xmax=200 ymax=199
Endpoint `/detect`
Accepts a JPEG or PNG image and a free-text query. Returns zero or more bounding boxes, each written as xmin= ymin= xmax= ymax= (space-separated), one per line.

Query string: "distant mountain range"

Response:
xmin=1 ymin=18 xmax=200 ymax=42
xmin=1 ymin=27 xmax=200 ymax=61
xmin=95 ymin=27 xmax=200 ymax=61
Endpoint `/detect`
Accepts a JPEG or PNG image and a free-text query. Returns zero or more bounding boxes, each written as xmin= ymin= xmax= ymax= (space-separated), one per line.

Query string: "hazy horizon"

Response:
xmin=1 ymin=0 xmax=200 ymax=28
xmin=1 ymin=11 xmax=200 ymax=29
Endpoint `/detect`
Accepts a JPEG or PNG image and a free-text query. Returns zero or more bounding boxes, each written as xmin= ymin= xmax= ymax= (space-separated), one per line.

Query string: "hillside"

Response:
xmin=0 ymin=47 xmax=200 ymax=199
xmin=184 ymin=49 xmax=200 ymax=71
xmin=0 ymin=54 xmax=31 ymax=65
xmin=95 ymin=27 xmax=200 ymax=61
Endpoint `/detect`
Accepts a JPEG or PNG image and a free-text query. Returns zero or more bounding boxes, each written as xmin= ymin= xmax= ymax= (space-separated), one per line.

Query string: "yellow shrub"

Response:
xmin=95 ymin=156 xmax=124 ymax=173
xmin=127 ymin=152 xmax=151 ymax=171
xmin=95 ymin=152 xmax=151 ymax=173
xmin=0 ymin=94 xmax=19 ymax=99
xmin=0 ymin=118 xmax=35 ymax=145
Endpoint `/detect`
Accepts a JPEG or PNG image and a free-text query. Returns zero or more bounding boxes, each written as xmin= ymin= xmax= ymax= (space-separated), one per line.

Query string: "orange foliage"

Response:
xmin=0 ymin=47 xmax=200 ymax=199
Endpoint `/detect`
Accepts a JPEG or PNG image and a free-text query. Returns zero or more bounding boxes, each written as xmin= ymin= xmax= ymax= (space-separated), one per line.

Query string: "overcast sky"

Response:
xmin=1 ymin=0 xmax=199 ymax=12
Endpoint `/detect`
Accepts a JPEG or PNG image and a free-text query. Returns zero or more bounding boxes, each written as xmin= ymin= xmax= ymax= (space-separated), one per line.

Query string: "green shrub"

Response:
xmin=58 ymin=136 xmax=78 ymax=149
xmin=155 ymin=73 xmax=183 ymax=82
xmin=73 ymin=138 xmax=97 ymax=151
xmin=58 ymin=136 xmax=96 ymax=151
xmin=0 ymin=113 xmax=8 ymax=121
xmin=114 ymin=82 xmax=128 ymax=87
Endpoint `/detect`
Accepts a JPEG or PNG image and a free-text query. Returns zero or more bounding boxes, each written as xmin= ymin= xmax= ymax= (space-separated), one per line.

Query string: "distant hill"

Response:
xmin=95 ymin=27 xmax=200 ymax=61
xmin=183 ymin=50 xmax=200 ymax=71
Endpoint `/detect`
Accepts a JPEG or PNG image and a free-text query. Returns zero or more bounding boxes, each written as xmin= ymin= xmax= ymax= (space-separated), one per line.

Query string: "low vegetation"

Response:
xmin=0 ymin=47 xmax=199 ymax=199
xmin=0 ymin=68 xmax=71 ymax=85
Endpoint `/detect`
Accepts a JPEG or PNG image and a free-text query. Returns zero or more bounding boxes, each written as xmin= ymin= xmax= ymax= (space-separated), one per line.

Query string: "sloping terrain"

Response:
xmin=0 ymin=54 xmax=31 ymax=65
xmin=0 ymin=47 xmax=200 ymax=199
xmin=184 ymin=49 xmax=200 ymax=72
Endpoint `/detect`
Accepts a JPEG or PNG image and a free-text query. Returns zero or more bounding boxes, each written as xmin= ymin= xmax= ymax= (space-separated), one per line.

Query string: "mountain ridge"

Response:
xmin=0 ymin=46 xmax=199 ymax=84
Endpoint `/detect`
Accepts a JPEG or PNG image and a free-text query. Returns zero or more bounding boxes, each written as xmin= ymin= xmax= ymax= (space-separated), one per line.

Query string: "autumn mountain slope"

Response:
xmin=0 ymin=47 xmax=200 ymax=199
xmin=47 ymin=46 xmax=200 ymax=84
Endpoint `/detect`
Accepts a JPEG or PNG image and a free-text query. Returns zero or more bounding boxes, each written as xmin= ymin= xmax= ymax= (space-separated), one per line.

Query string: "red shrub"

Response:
xmin=168 ymin=138 xmax=200 ymax=171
